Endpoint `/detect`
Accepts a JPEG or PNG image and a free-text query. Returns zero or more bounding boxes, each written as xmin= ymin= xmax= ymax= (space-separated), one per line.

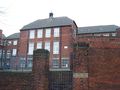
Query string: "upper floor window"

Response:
xmin=37 ymin=29 xmax=43 ymax=38
xmin=54 ymin=28 xmax=60 ymax=37
xmin=13 ymin=40 xmax=17 ymax=45
xmin=53 ymin=41 xmax=59 ymax=54
xmin=37 ymin=42 xmax=42 ymax=49
xmin=94 ymin=34 xmax=101 ymax=36
xmin=112 ymin=33 xmax=116 ymax=36
xmin=103 ymin=33 xmax=109 ymax=36
xmin=29 ymin=30 xmax=35 ymax=39
xmin=45 ymin=41 xmax=50 ymax=51
xmin=28 ymin=42 xmax=34 ymax=55
xmin=45 ymin=28 xmax=51 ymax=38
xmin=12 ymin=49 xmax=17 ymax=56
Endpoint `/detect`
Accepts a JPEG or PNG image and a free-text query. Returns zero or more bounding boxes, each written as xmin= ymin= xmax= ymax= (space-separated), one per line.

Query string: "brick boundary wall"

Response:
xmin=0 ymin=72 xmax=33 ymax=90
xmin=0 ymin=46 xmax=120 ymax=90
xmin=0 ymin=49 xmax=49 ymax=90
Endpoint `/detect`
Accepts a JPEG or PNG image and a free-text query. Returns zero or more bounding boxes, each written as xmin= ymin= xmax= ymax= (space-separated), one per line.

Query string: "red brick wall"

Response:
xmin=0 ymin=30 xmax=3 ymax=50
xmin=0 ymin=30 xmax=2 ymax=39
xmin=61 ymin=26 xmax=74 ymax=57
xmin=18 ymin=30 xmax=29 ymax=56
xmin=77 ymin=37 xmax=120 ymax=48
xmin=88 ymin=48 xmax=120 ymax=90
xmin=0 ymin=72 xmax=33 ymax=90
xmin=73 ymin=36 xmax=120 ymax=90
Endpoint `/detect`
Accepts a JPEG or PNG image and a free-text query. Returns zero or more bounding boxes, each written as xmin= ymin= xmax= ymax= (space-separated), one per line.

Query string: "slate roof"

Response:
xmin=77 ymin=25 xmax=119 ymax=34
xmin=21 ymin=17 xmax=75 ymax=30
xmin=6 ymin=33 xmax=20 ymax=39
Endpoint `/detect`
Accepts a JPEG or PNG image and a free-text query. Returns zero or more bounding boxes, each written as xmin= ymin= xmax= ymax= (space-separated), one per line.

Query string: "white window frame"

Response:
xmin=45 ymin=41 xmax=50 ymax=51
xmin=28 ymin=42 xmax=34 ymax=55
xmin=29 ymin=30 xmax=35 ymax=39
xmin=45 ymin=28 xmax=51 ymax=38
xmin=54 ymin=27 xmax=60 ymax=37
xmin=13 ymin=40 xmax=17 ymax=45
xmin=53 ymin=41 xmax=59 ymax=54
xmin=12 ymin=49 xmax=17 ymax=56
xmin=37 ymin=29 xmax=43 ymax=38
xmin=37 ymin=42 xmax=42 ymax=49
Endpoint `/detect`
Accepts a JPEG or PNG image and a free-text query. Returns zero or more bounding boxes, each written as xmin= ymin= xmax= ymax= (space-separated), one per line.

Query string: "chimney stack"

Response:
xmin=49 ymin=12 xmax=53 ymax=18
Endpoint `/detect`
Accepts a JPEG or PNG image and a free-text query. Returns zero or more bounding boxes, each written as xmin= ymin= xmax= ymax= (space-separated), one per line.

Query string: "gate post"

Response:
xmin=73 ymin=43 xmax=89 ymax=90
xmin=32 ymin=49 xmax=49 ymax=90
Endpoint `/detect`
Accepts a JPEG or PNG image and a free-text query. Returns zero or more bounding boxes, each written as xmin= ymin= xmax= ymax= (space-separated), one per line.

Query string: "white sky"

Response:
xmin=0 ymin=0 xmax=120 ymax=36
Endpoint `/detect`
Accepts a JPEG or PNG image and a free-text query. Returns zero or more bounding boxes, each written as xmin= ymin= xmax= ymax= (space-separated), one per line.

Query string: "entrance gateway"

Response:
xmin=49 ymin=71 xmax=73 ymax=90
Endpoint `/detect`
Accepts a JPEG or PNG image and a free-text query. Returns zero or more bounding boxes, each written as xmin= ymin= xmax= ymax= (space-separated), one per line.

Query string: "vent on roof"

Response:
xmin=49 ymin=12 xmax=53 ymax=18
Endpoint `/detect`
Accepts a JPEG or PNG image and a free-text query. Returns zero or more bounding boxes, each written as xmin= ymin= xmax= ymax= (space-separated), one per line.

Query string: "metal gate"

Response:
xmin=49 ymin=71 xmax=73 ymax=90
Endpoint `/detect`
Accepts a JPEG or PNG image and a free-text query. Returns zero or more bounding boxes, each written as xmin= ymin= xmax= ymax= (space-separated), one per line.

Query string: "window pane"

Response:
xmin=12 ymin=49 xmax=17 ymax=56
xmin=103 ymin=33 xmax=109 ymax=36
xmin=29 ymin=30 xmax=35 ymax=39
xmin=54 ymin=28 xmax=60 ymax=37
xmin=94 ymin=34 xmax=101 ymax=36
xmin=37 ymin=42 xmax=42 ymax=49
xmin=45 ymin=42 xmax=50 ymax=51
xmin=20 ymin=60 xmax=26 ymax=68
xmin=13 ymin=40 xmax=17 ymax=45
xmin=45 ymin=28 xmax=51 ymax=37
xmin=8 ymin=41 xmax=12 ymax=45
xmin=53 ymin=41 xmax=59 ymax=54
xmin=52 ymin=59 xmax=59 ymax=68
xmin=37 ymin=29 xmax=43 ymax=38
xmin=28 ymin=42 xmax=34 ymax=55
xmin=7 ymin=50 xmax=11 ymax=59
xmin=112 ymin=33 xmax=116 ymax=36
xmin=27 ymin=60 xmax=32 ymax=68
xmin=61 ymin=59 xmax=69 ymax=68
xmin=0 ymin=50 xmax=2 ymax=58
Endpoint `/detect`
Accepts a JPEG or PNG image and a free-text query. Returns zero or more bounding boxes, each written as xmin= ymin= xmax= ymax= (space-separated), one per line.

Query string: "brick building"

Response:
xmin=0 ymin=13 xmax=120 ymax=70
xmin=0 ymin=32 xmax=20 ymax=69
xmin=18 ymin=13 xmax=77 ymax=70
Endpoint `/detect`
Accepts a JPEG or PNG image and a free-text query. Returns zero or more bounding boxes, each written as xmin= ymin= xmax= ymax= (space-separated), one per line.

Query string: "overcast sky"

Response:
xmin=0 ymin=0 xmax=120 ymax=36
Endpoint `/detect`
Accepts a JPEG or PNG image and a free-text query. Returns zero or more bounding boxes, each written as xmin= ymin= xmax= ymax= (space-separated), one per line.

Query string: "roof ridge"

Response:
xmin=78 ymin=25 xmax=119 ymax=28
